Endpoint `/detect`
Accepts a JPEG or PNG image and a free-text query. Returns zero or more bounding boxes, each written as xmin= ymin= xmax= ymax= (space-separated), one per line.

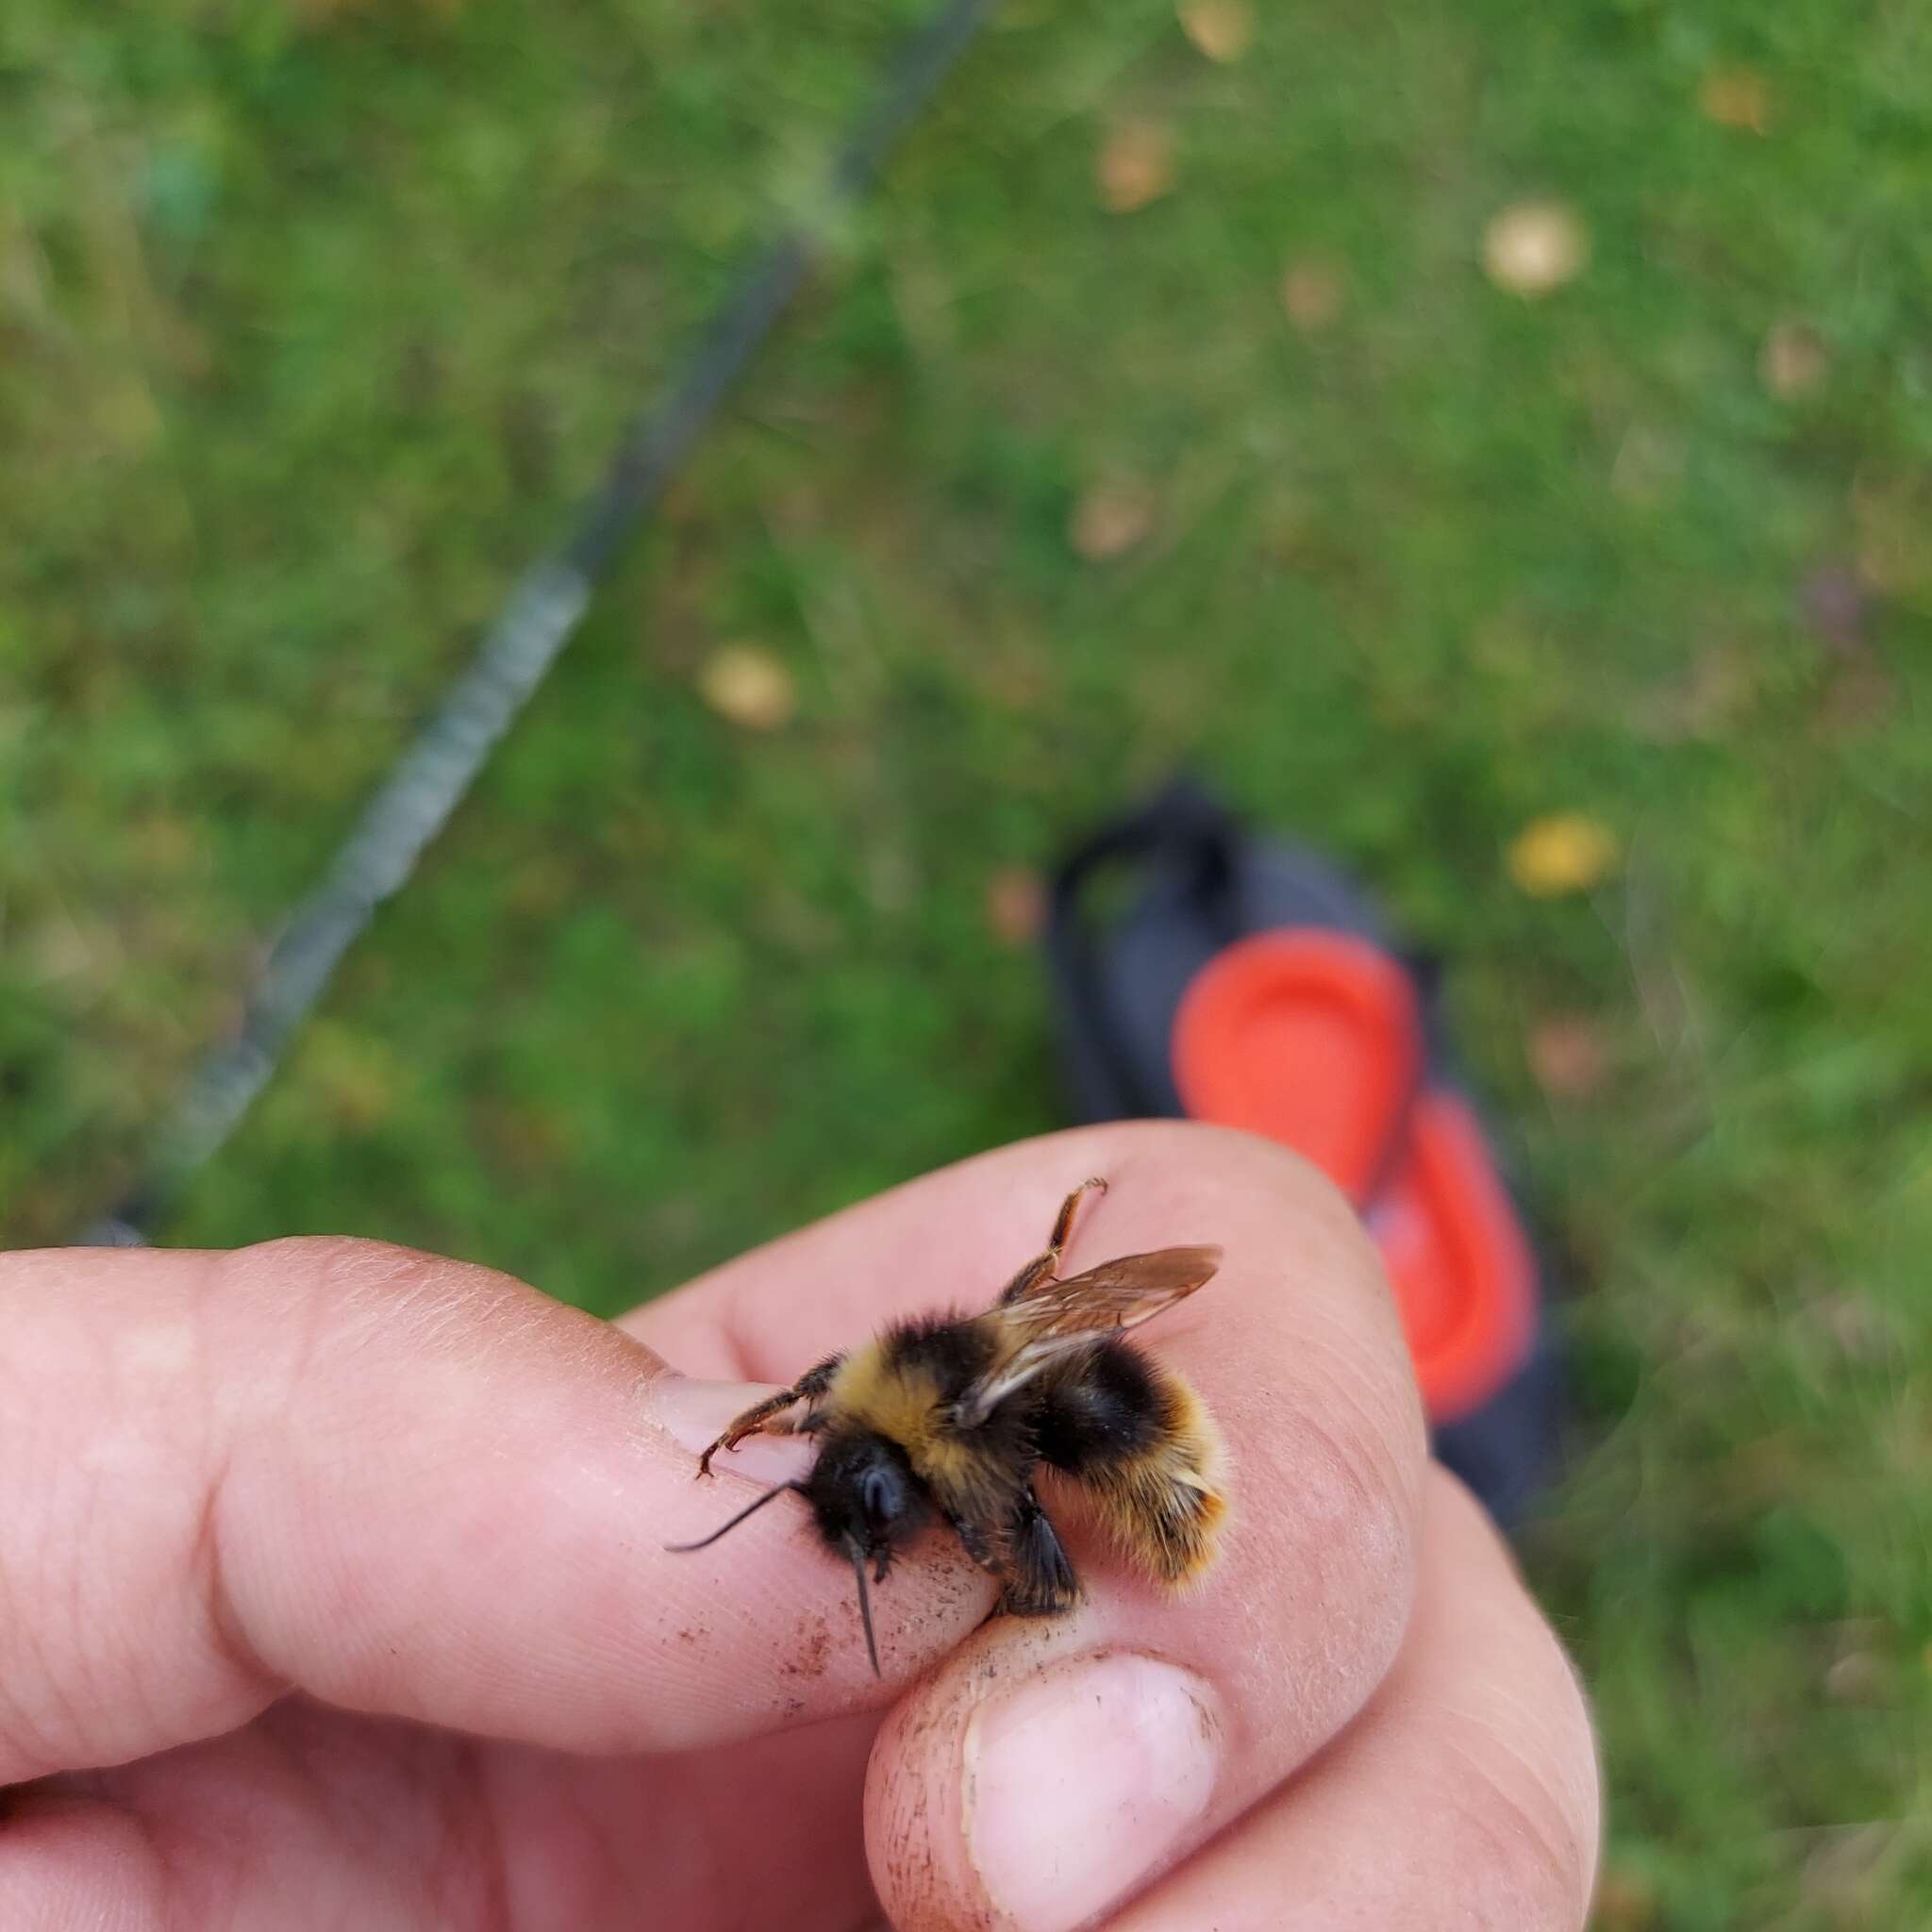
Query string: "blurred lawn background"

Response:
xmin=5 ymin=0 xmax=1931 ymax=1922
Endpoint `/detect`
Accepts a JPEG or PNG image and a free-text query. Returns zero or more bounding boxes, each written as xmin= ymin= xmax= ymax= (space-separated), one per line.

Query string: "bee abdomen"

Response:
xmin=1034 ymin=1341 xmax=1227 ymax=1587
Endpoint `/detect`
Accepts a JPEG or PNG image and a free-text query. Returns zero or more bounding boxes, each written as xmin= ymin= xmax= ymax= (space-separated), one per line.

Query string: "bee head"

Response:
xmin=806 ymin=1430 xmax=930 ymax=1576
xmin=804 ymin=1430 xmax=931 ymax=1674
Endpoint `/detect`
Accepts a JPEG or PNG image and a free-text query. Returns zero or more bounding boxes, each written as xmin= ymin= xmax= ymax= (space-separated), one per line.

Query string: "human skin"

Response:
xmin=0 ymin=1122 xmax=1599 ymax=1930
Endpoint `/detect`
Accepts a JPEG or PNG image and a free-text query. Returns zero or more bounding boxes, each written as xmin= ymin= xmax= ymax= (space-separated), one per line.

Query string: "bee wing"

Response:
xmin=958 ymin=1245 xmax=1223 ymax=1426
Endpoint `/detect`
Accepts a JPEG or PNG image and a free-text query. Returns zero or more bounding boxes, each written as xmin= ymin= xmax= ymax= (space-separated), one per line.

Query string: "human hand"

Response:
xmin=0 ymin=1124 xmax=1598 ymax=1929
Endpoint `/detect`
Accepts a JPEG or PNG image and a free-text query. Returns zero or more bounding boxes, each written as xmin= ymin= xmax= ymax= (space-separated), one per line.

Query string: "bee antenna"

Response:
xmin=848 ymin=1539 xmax=882 ymax=1678
xmin=664 ymin=1481 xmax=807 ymax=1553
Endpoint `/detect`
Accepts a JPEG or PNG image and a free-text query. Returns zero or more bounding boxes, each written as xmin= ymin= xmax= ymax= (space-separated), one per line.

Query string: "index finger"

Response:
xmin=0 ymin=1237 xmax=990 ymax=1784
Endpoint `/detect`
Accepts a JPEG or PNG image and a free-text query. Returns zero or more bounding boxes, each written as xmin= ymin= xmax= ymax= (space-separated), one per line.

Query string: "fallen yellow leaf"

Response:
xmin=1528 ymin=1015 xmax=1609 ymax=1100
xmin=1593 ymin=1863 xmax=1658 ymax=1932
xmin=1178 ymin=0 xmax=1253 ymax=63
xmin=1507 ymin=814 xmax=1619 ymax=896
xmin=130 ymin=813 xmax=199 ymax=873
xmin=699 ymin=643 xmax=797 ymax=731
xmin=984 ymin=866 xmax=1047 ymax=946
xmin=1608 ymin=424 xmax=1685 ymax=507
xmin=1797 ymin=563 xmax=1868 ymax=653
xmin=1699 ymin=64 xmax=1773 ymax=134
xmin=1482 ymin=199 xmax=1589 ymax=298
xmin=1814 ymin=654 xmax=1896 ymax=740
xmin=1851 ymin=471 xmax=1932 ymax=605
xmin=1279 ymin=256 xmax=1346 ymax=332
xmin=298 ymin=0 xmax=464 ymax=19
xmin=1095 ymin=121 xmax=1176 ymax=215
xmin=1759 ymin=319 xmax=1828 ymax=400
xmin=1638 ymin=642 xmax=1756 ymax=742
xmin=305 ymin=1022 xmax=400 ymax=1133
xmin=1824 ymin=1650 xmax=1888 ymax=1705
xmin=1069 ymin=480 xmax=1158 ymax=560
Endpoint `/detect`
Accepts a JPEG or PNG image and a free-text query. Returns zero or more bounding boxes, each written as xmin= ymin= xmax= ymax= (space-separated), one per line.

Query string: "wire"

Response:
xmin=75 ymin=0 xmax=1000 ymax=1247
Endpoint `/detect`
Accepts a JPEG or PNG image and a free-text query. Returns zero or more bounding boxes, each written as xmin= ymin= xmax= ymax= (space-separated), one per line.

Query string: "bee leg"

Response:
xmin=1046 ymin=1176 xmax=1108 ymax=1251
xmin=998 ymin=1489 xmax=1079 ymax=1617
xmin=997 ymin=1175 xmax=1109 ymax=1304
xmin=944 ymin=1509 xmax=1006 ymax=1577
xmin=694 ymin=1351 xmax=843 ymax=1476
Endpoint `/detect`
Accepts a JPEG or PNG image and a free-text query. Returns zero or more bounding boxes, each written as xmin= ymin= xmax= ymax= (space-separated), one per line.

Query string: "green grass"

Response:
xmin=6 ymin=0 xmax=1931 ymax=1922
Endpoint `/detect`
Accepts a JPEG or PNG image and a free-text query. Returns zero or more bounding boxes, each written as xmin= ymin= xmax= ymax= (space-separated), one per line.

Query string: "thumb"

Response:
xmin=0 ymin=1239 xmax=989 ymax=1782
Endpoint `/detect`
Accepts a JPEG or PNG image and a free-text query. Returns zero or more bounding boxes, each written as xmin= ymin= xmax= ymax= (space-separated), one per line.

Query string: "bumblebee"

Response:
xmin=669 ymin=1178 xmax=1227 ymax=1672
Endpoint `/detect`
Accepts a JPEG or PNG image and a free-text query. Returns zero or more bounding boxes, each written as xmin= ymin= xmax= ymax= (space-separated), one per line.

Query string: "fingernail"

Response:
xmin=645 ymin=1375 xmax=815 ymax=1483
xmin=964 ymin=1652 xmax=1222 ymax=1932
